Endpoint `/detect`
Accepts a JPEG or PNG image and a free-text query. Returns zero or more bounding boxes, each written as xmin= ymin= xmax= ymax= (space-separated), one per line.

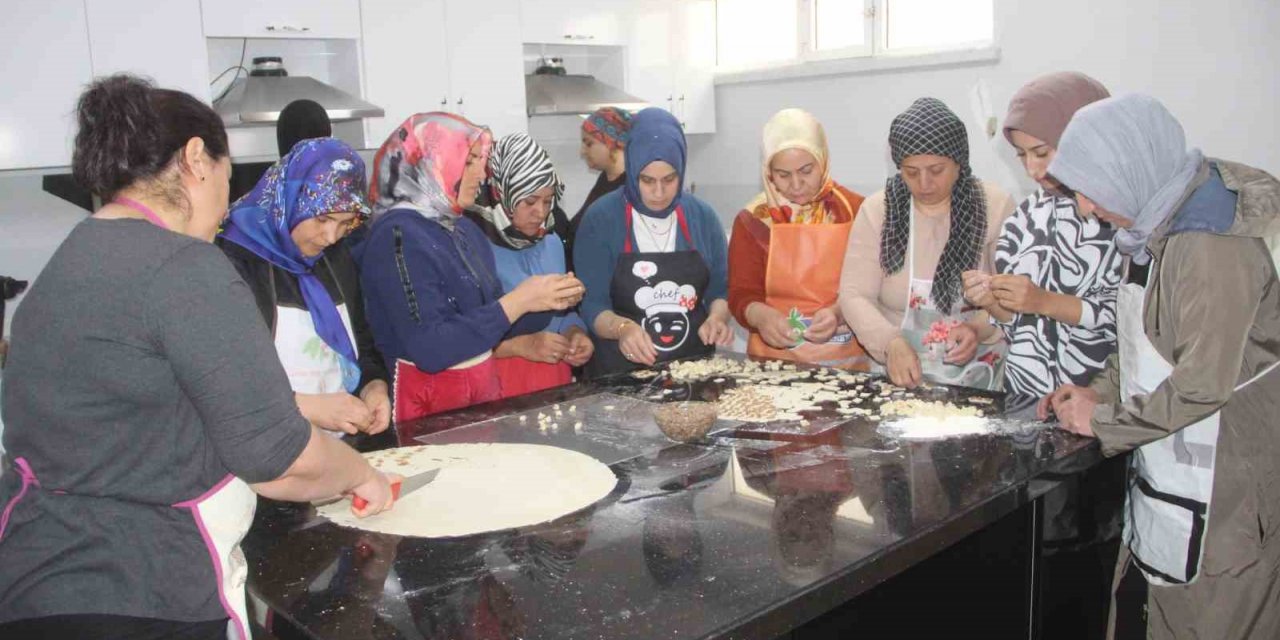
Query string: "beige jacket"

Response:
xmin=838 ymin=181 xmax=1015 ymax=362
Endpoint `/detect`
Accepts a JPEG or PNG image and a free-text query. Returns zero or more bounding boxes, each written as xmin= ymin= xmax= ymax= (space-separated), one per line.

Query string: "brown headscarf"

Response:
xmin=1003 ymin=71 xmax=1110 ymax=149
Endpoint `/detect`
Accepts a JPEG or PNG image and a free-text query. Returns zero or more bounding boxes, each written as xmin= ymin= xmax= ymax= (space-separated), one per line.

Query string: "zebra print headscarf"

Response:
xmin=881 ymin=97 xmax=987 ymax=314
xmin=467 ymin=133 xmax=568 ymax=250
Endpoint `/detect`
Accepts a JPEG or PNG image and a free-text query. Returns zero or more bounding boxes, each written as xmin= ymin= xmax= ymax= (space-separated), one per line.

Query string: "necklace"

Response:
xmin=637 ymin=213 xmax=676 ymax=249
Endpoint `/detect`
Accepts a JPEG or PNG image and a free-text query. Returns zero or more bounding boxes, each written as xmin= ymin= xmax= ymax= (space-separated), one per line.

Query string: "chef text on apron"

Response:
xmin=589 ymin=204 xmax=713 ymax=376
xmin=745 ymin=214 xmax=866 ymax=368
xmin=872 ymin=207 xmax=1005 ymax=390
xmin=1116 ymin=261 xmax=1278 ymax=585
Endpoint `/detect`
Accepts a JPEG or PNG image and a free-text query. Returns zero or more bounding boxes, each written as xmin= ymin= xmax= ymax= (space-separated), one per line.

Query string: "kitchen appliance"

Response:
xmin=214 ymin=56 xmax=384 ymax=126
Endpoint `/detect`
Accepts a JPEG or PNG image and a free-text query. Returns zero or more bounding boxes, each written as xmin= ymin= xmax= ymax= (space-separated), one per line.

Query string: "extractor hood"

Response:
xmin=214 ymin=57 xmax=384 ymax=126
xmin=525 ymin=58 xmax=649 ymax=116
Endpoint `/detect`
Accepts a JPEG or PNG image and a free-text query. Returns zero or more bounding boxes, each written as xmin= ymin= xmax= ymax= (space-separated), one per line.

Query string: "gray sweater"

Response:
xmin=0 ymin=218 xmax=310 ymax=624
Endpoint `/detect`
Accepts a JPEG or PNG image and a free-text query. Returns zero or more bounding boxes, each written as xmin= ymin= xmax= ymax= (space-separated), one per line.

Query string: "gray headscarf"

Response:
xmin=1048 ymin=94 xmax=1205 ymax=259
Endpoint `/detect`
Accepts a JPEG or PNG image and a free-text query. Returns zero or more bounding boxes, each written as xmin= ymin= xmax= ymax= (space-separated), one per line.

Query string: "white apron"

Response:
xmin=1117 ymin=267 xmax=1279 ymax=585
xmin=273 ymin=303 xmax=357 ymax=395
xmin=872 ymin=206 xmax=1006 ymax=390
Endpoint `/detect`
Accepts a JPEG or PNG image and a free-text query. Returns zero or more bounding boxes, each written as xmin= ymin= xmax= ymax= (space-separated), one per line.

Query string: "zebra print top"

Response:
xmin=994 ymin=188 xmax=1124 ymax=397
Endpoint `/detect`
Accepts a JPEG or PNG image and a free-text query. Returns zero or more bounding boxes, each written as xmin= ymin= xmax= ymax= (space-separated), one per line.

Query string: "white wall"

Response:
xmin=0 ymin=175 xmax=86 ymax=336
xmin=686 ymin=0 xmax=1280 ymax=224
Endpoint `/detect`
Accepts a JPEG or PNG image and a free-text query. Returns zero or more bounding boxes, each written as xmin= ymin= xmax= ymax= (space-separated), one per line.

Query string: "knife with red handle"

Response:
xmin=351 ymin=468 xmax=439 ymax=511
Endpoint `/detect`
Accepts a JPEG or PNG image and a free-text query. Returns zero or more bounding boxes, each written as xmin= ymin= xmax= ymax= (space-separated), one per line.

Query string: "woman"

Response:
xmin=467 ymin=133 xmax=594 ymax=398
xmin=963 ymin=72 xmax=1122 ymax=399
xmin=566 ymin=106 xmax=633 ymax=270
xmin=839 ymin=97 xmax=1015 ymax=389
xmin=729 ymin=108 xmax=866 ymax=367
xmin=219 ymin=137 xmax=391 ymax=436
xmin=1040 ymin=94 xmax=1280 ymax=639
xmin=574 ymin=108 xmax=733 ymax=377
xmin=358 ymin=113 xmax=584 ymax=423
xmin=0 ymin=75 xmax=393 ymax=640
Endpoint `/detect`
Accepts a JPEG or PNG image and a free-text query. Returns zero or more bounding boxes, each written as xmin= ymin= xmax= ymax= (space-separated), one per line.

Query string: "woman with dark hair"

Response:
xmin=0 ymin=75 xmax=395 ymax=640
xmin=838 ymin=98 xmax=1015 ymax=389
xmin=219 ymin=138 xmax=391 ymax=436
xmin=276 ymin=99 xmax=332 ymax=157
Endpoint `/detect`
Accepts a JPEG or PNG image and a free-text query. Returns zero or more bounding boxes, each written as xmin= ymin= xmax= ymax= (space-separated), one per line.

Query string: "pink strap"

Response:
xmin=113 ymin=196 xmax=170 ymax=230
xmin=0 ymin=457 xmax=39 ymax=542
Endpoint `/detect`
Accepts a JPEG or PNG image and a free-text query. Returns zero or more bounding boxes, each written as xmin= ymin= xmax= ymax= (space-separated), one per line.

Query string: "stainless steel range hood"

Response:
xmin=213 ymin=57 xmax=384 ymax=126
xmin=525 ymin=74 xmax=649 ymax=116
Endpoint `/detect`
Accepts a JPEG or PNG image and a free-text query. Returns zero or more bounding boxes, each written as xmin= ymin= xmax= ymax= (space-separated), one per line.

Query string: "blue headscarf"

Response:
xmin=624 ymin=108 xmax=687 ymax=218
xmin=220 ymin=138 xmax=372 ymax=393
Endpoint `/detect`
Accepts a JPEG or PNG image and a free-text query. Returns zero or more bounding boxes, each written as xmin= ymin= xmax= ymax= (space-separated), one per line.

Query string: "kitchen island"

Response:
xmin=244 ymin=356 xmax=1102 ymax=639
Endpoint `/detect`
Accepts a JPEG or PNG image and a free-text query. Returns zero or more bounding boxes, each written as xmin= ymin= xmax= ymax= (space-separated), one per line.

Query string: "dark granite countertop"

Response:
xmin=244 ymin=359 xmax=1101 ymax=640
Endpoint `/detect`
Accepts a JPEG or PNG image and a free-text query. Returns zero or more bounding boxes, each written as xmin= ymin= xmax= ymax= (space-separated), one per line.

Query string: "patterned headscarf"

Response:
xmin=370 ymin=112 xmax=493 ymax=229
xmin=220 ymin=137 xmax=372 ymax=392
xmin=745 ymin=108 xmax=854 ymax=227
xmin=1049 ymin=94 xmax=1205 ymax=259
xmin=881 ymin=98 xmax=987 ymax=314
xmin=466 ymin=133 xmax=568 ymax=250
xmin=582 ymin=107 xmax=633 ymax=150
xmin=624 ymin=108 xmax=686 ymax=218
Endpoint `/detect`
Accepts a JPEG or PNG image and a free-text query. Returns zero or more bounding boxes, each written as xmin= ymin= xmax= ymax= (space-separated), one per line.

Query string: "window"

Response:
xmin=716 ymin=0 xmax=994 ymax=71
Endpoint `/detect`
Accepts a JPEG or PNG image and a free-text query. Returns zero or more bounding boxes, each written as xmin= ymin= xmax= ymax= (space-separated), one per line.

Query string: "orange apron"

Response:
xmin=746 ymin=220 xmax=867 ymax=368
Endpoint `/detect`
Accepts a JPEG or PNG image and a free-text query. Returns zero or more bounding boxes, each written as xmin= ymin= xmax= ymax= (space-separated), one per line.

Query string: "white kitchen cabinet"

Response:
xmin=201 ymin=0 xmax=361 ymax=39
xmin=445 ymin=0 xmax=528 ymax=136
xmin=361 ymin=0 xmax=527 ymax=147
xmin=519 ymin=0 xmax=627 ymax=46
xmin=624 ymin=0 xmax=716 ymax=134
xmin=85 ymin=0 xmax=210 ymax=103
xmin=0 ymin=0 xmax=94 ymax=170
xmin=360 ymin=0 xmax=451 ymax=147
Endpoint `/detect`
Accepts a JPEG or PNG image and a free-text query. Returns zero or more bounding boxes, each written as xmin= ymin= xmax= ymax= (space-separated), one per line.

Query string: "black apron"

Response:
xmin=586 ymin=204 xmax=713 ymax=377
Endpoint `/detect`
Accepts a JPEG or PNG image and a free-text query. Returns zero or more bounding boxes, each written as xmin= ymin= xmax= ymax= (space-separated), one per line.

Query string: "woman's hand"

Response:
xmin=962 ymin=270 xmax=997 ymax=308
xmin=506 ymin=273 xmax=585 ymax=315
xmin=349 ymin=470 xmax=399 ymax=518
xmin=619 ymin=322 xmax=658 ymax=366
xmin=699 ymin=305 xmax=735 ymax=347
xmin=297 ymin=392 xmax=375 ymax=435
xmin=944 ymin=323 xmax=978 ymax=365
xmin=886 ymin=336 xmax=922 ymax=388
xmin=526 ymin=331 xmax=572 ymax=364
xmin=990 ymin=274 xmax=1046 ymax=315
xmin=803 ymin=307 xmax=840 ymax=344
xmin=563 ymin=326 xmax=595 ymax=367
xmin=358 ymin=380 xmax=392 ymax=435
xmin=1037 ymin=384 xmax=1098 ymax=437
xmin=747 ymin=303 xmax=798 ymax=349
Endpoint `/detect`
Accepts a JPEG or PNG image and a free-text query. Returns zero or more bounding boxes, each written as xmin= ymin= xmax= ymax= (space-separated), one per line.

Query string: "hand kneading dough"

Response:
xmin=319 ymin=443 xmax=617 ymax=537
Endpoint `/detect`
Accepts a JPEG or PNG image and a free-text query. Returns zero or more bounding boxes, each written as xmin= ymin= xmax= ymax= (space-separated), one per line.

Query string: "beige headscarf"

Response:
xmin=744 ymin=109 xmax=851 ymax=226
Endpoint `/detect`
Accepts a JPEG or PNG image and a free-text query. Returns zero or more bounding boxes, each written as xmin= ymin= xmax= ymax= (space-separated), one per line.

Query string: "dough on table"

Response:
xmin=318 ymin=443 xmax=618 ymax=537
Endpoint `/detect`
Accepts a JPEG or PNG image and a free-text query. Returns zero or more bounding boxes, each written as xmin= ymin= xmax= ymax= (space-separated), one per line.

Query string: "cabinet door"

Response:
xmin=445 ymin=0 xmax=528 ymax=137
xmin=624 ymin=0 xmax=676 ymax=117
xmin=360 ymin=0 xmax=451 ymax=148
xmin=672 ymin=0 xmax=716 ymax=134
xmin=201 ymin=0 xmax=361 ymax=39
xmin=85 ymin=0 xmax=210 ymax=103
xmin=0 ymin=1 xmax=94 ymax=170
xmin=519 ymin=0 xmax=625 ymax=46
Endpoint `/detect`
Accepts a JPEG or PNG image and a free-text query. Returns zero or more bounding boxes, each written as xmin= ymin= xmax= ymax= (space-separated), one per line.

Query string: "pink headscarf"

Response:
xmin=1003 ymin=72 xmax=1110 ymax=149
xmin=370 ymin=112 xmax=492 ymax=226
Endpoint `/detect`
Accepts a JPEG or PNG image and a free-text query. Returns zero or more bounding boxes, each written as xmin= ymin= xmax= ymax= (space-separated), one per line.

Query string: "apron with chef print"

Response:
xmin=268 ymin=263 xmax=359 ymax=438
xmin=745 ymin=214 xmax=866 ymax=368
xmin=588 ymin=204 xmax=713 ymax=377
xmin=1116 ymin=262 xmax=1279 ymax=586
xmin=872 ymin=207 xmax=1005 ymax=390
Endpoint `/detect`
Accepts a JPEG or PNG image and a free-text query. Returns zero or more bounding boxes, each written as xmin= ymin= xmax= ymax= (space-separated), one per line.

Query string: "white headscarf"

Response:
xmin=1048 ymin=94 xmax=1205 ymax=259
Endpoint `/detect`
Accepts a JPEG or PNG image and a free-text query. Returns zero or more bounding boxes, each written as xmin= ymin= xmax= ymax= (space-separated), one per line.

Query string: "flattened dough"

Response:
xmin=319 ymin=443 xmax=617 ymax=537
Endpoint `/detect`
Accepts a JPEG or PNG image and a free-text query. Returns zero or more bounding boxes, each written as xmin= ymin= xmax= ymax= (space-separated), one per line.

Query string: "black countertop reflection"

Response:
xmin=244 ymin=360 xmax=1101 ymax=640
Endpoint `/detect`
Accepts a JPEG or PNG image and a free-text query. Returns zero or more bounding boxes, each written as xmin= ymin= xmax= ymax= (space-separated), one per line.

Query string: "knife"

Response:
xmin=352 ymin=468 xmax=440 ymax=510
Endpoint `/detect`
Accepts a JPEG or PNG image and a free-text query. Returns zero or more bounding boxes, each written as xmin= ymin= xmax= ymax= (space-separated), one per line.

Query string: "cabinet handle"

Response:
xmin=265 ymin=25 xmax=311 ymax=33
xmin=562 ymin=34 xmax=596 ymax=40
xmin=440 ymin=96 xmax=449 ymax=107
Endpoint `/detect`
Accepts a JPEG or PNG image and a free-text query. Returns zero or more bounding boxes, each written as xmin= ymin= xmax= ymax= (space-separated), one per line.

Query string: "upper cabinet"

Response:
xmin=362 ymin=0 xmax=528 ymax=146
xmin=201 ymin=0 xmax=362 ymax=39
xmin=0 ymin=0 xmax=94 ymax=170
xmin=519 ymin=0 xmax=627 ymax=46
xmin=86 ymin=0 xmax=210 ymax=103
xmin=625 ymin=0 xmax=717 ymax=134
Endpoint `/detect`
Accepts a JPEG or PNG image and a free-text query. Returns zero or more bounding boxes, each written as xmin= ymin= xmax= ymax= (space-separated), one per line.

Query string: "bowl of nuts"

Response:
xmin=653 ymin=401 xmax=719 ymax=443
